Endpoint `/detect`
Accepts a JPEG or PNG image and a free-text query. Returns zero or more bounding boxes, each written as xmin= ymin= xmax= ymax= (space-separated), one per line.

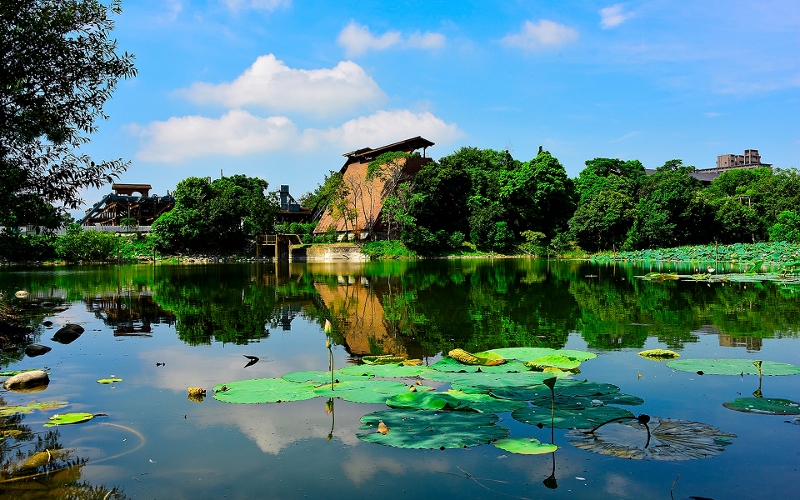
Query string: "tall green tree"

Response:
xmin=152 ymin=175 xmax=277 ymax=253
xmin=1 ymin=0 xmax=136 ymax=230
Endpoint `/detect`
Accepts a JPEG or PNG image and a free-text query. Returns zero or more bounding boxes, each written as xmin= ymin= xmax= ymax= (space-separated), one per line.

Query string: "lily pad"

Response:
xmin=213 ymin=378 xmax=318 ymax=403
xmin=97 ymin=378 xmax=122 ymax=384
xmin=666 ymin=358 xmax=800 ymax=376
xmin=338 ymin=364 xmax=428 ymax=378
xmin=0 ymin=401 xmax=68 ymax=417
xmin=447 ymin=349 xmax=504 ymax=366
xmin=723 ymin=397 xmax=800 ymax=415
xmin=44 ymin=412 xmax=96 ymax=426
xmin=567 ymin=417 xmax=737 ymax=460
xmin=638 ymin=349 xmax=680 ymax=361
xmin=420 ymin=370 xmax=559 ymax=394
xmin=492 ymin=379 xmax=622 ymax=402
xmin=358 ymin=409 xmax=509 ymax=449
xmin=430 ymin=357 xmax=528 ymax=374
xmin=529 ymin=393 xmax=644 ymax=410
xmin=512 ymin=405 xmax=635 ymax=429
xmin=493 ymin=437 xmax=557 ymax=455
xmin=362 ymin=355 xmax=407 ymax=365
xmin=525 ymin=354 xmax=582 ymax=371
xmin=281 ymin=370 xmax=366 ymax=385
xmin=313 ymin=380 xmax=410 ymax=404
xmin=386 ymin=391 xmax=526 ymax=413
xmin=488 ymin=348 xmax=596 ymax=363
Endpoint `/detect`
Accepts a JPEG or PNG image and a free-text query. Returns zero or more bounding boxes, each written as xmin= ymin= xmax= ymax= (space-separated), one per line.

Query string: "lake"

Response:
xmin=1 ymin=259 xmax=799 ymax=499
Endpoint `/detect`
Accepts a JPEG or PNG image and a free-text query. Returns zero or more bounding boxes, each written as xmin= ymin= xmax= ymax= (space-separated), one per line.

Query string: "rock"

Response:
xmin=42 ymin=320 xmax=53 ymax=327
xmin=3 ymin=370 xmax=49 ymax=390
xmin=52 ymin=324 xmax=84 ymax=344
xmin=14 ymin=290 xmax=29 ymax=299
xmin=25 ymin=344 xmax=52 ymax=357
xmin=51 ymin=305 xmax=69 ymax=312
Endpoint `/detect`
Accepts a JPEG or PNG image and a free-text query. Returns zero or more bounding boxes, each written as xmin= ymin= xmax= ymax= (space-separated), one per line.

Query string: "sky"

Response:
xmin=77 ymin=0 xmax=800 ymax=213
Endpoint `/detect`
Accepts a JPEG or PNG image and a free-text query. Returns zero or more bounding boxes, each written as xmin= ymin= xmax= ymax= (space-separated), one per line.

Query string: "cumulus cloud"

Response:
xmin=132 ymin=109 xmax=462 ymax=163
xmin=337 ymin=21 xmax=446 ymax=57
xmin=302 ymin=109 xmax=464 ymax=151
xmin=600 ymin=4 xmax=633 ymax=29
xmin=132 ymin=109 xmax=297 ymax=162
xmin=179 ymin=54 xmax=385 ymax=117
xmin=223 ymin=0 xmax=290 ymax=12
xmin=502 ymin=19 xmax=578 ymax=51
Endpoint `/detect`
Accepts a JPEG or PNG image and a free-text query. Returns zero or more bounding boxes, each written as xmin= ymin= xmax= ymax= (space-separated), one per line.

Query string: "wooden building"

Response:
xmin=79 ymin=184 xmax=175 ymax=227
xmin=314 ymin=136 xmax=434 ymax=240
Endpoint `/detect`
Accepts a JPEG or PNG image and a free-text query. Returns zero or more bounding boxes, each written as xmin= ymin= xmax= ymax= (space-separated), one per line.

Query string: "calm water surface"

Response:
xmin=1 ymin=259 xmax=799 ymax=499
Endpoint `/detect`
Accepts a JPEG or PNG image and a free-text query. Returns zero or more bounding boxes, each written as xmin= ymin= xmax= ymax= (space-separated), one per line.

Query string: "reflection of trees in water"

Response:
xmin=85 ymin=293 xmax=175 ymax=336
xmin=0 ymin=396 xmax=127 ymax=498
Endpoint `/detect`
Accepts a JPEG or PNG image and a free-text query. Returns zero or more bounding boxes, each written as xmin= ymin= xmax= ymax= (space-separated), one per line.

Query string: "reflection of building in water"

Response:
xmin=718 ymin=334 xmax=763 ymax=351
xmin=315 ymin=278 xmax=408 ymax=357
xmin=278 ymin=304 xmax=302 ymax=330
xmin=698 ymin=325 xmax=763 ymax=351
xmin=85 ymin=292 xmax=176 ymax=336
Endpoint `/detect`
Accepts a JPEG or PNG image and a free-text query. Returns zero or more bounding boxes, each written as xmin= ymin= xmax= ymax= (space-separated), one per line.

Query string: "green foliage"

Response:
xmin=769 ymin=211 xmax=800 ymax=243
xmin=569 ymin=190 xmax=636 ymax=252
xmin=665 ymin=358 xmax=800 ymax=376
xmin=1 ymin=0 xmax=137 ymax=229
xmin=152 ymin=175 xmax=277 ymax=254
xmin=360 ymin=240 xmax=417 ymax=259
xmin=489 ymin=221 xmax=515 ymax=251
xmin=55 ymin=224 xmax=116 ymax=262
xmin=0 ymin=234 xmax=57 ymax=261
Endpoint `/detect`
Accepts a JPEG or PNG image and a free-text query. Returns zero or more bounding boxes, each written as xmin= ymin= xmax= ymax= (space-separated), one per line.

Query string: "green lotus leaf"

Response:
xmin=525 ymin=354 xmax=582 ymax=371
xmin=420 ymin=370 xmax=560 ymax=394
xmin=0 ymin=401 xmax=68 ymax=417
xmin=666 ymin=358 xmax=800 ymax=376
xmin=281 ymin=370 xmax=367 ymax=385
xmin=430 ymin=357 xmax=528 ymax=374
xmin=386 ymin=391 xmax=459 ymax=410
xmin=362 ymin=355 xmax=408 ymax=365
xmin=488 ymin=348 xmax=596 ymax=363
xmin=567 ymin=417 xmax=736 ymax=460
xmin=444 ymin=390 xmax=528 ymax=413
xmin=492 ymin=379 xmax=621 ymax=401
xmin=358 ymin=409 xmax=509 ymax=449
xmin=213 ymin=378 xmax=318 ymax=403
xmin=338 ymin=364 xmax=428 ymax=378
xmin=313 ymin=380 xmax=410 ymax=404
xmin=529 ymin=393 xmax=644 ymax=410
xmin=97 ymin=378 xmax=122 ymax=384
xmin=638 ymin=349 xmax=680 ymax=361
xmin=45 ymin=412 xmax=95 ymax=426
xmin=493 ymin=437 xmax=557 ymax=455
xmin=0 ymin=368 xmax=46 ymax=377
xmin=512 ymin=405 xmax=634 ymax=429
xmin=723 ymin=397 xmax=800 ymax=415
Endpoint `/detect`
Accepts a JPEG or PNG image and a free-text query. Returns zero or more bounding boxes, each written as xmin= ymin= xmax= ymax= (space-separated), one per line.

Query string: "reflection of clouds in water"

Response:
xmin=342 ymin=451 xmax=452 ymax=485
xmin=138 ymin=346 xmax=366 ymax=454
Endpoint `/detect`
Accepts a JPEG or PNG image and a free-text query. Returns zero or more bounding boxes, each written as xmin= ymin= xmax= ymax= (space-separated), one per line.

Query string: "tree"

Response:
xmin=769 ymin=211 xmax=800 ymax=243
xmin=569 ymin=189 xmax=636 ymax=252
xmin=152 ymin=175 xmax=278 ymax=253
xmin=1 ymin=0 xmax=136 ymax=231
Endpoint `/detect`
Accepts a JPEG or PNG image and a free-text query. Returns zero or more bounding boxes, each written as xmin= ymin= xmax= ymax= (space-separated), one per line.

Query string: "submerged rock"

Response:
xmin=52 ymin=324 xmax=84 ymax=344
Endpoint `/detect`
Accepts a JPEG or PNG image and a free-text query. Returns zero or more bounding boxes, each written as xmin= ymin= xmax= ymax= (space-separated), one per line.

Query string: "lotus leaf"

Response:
xmin=723 ymin=397 xmax=800 ymax=415
xmin=45 ymin=412 xmax=95 ymax=426
xmin=488 ymin=348 xmax=596 ymax=363
xmin=313 ymin=380 xmax=410 ymax=404
xmin=430 ymin=357 xmax=528 ymax=374
xmin=447 ymin=349 xmax=505 ymax=366
xmin=493 ymin=437 xmax=558 ymax=455
xmin=513 ymin=405 xmax=635 ymax=429
xmin=525 ymin=354 xmax=582 ymax=371
xmin=281 ymin=370 xmax=367 ymax=385
xmin=567 ymin=417 xmax=737 ymax=460
xmin=444 ymin=390 xmax=528 ymax=413
xmin=338 ymin=364 xmax=428 ymax=378
xmin=420 ymin=370 xmax=559 ymax=394
xmin=97 ymin=378 xmax=122 ymax=384
xmin=638 ymin=349 xmax=680 ymax=361
xmin=529 ymin=393 xmax=644 ymax=410
xmin=0 ymin=401 xmax=68 ymax=417
xmin=213 ymin=378 xmax=318 ymax=403
xmin=358 ymin=409 xmax=509 ymax=449
xmin=0 ymin=369 xmax=44 ymax=377
xmin=362 ymin=355 xmax=407 ymax=365
xmin=492 ymin=379 xmax=621 ymax=402
xmin=386 ymin=392 xmax=458 ymax=410
xmin=666 ymin=358 xmax=800 ymax=376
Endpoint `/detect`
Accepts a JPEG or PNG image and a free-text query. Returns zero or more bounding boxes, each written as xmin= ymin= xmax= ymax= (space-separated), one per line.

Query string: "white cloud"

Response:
xmin=502 ymin=19 xmax=578 ymax=51
xmin=180 ymin=54 xmax=385 ymax=117
xmin=157 ymin=0 xmax=183 ymax=23
xmin=132 ymin=109 xmax=297 ymax=163
xmin=223 ymin=0 xmax=290 ymax=12
xmin=302 ymin=110 xmax=464 ymax=151
xmin=600 ymin=4 xmax=633 ymax=29
xmin=407 ymin=31 xmax=446 ymax=50
xmin=337 ymin=21 xmax=446 ymax=57
xmin=132 ymin=109 xmax=461 ymax=163
xmin=609 ymin=130 xmax=641 ymax=143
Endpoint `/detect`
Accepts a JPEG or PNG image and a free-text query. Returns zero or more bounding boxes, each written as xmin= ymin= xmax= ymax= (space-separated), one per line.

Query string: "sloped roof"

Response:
xmin=342 ymin=136 xmax=434 ymax=162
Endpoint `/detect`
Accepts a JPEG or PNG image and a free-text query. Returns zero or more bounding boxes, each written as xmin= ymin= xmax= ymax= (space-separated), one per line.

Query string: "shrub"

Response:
xmin=769 ymin=211 xmax=800 ymax=243
xmin=448 ymin=231 xmax=465 ymax=248
xmin=0 ymin=234 xmax=57 ymax=261
xmin=56 ymin=224 xmax=117 ymax=262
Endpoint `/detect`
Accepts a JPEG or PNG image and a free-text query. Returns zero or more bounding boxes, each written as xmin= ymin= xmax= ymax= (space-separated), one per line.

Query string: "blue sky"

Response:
xmin=78 ymin=0 xmax=800 ymax=211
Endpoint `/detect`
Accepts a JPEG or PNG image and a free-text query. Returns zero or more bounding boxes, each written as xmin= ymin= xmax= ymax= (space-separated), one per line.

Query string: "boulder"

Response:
xmin=25 ymin=344 xmax=52 ymax=357
xmin=3 ymin=370 xmax=49 ymax=390
xmin=52 ymin=324 xmax=84 ymax=344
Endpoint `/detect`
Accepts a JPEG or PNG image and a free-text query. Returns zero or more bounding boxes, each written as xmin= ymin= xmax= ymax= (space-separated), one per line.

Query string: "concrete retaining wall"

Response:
xmin=297 ymin=244 xmax=367 ymax=262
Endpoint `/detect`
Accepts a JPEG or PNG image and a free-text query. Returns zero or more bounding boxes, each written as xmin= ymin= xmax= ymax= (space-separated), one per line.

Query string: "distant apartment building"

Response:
xmin=715 ymin=149 xmax=768 ymax=170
